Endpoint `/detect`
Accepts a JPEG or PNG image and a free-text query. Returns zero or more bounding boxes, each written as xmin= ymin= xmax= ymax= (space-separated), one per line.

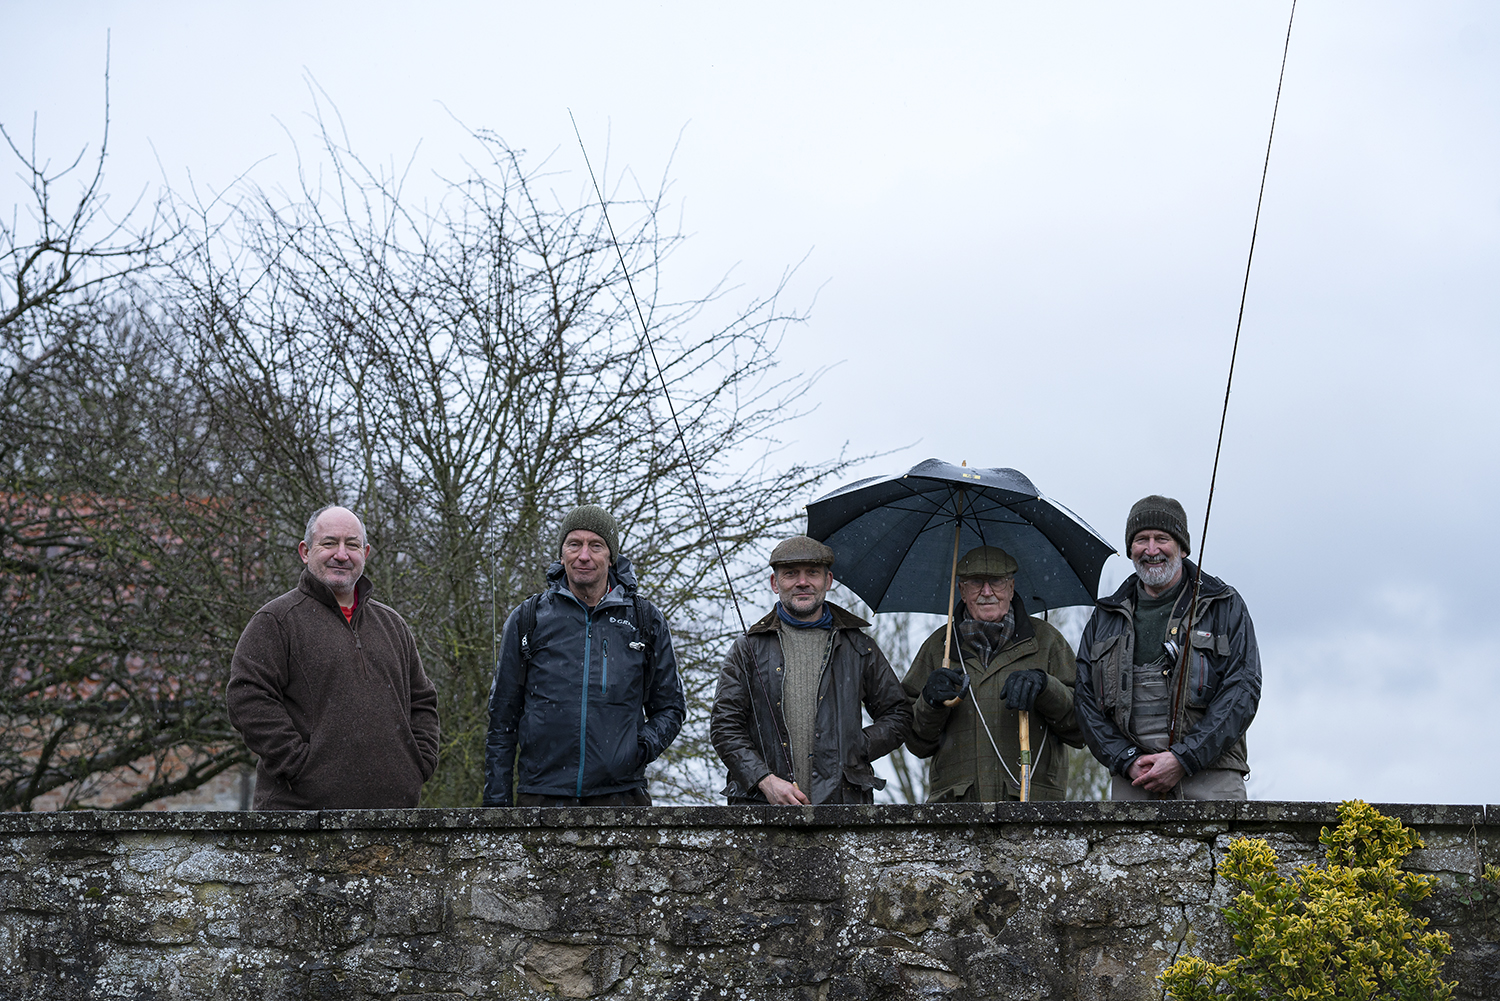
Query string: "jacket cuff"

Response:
xmin=912 ymin=694 xmax=951 ymax=731
xmin=1113 ymin=746 xmax=1141 ymax=777
xmin=1034 ymin=674 xmax=1071 ymax=720
xmin=1169 ymin=742 xmax=1196 ymax=776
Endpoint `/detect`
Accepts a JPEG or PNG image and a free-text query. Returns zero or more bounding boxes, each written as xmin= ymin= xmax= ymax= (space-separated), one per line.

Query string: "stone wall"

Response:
xmin=1 ymin=803 xmax=1495 ymax=1000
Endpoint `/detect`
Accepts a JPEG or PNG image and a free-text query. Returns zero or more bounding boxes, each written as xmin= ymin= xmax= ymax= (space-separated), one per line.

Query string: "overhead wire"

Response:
xmin=1199 ymin=0 xmax=1298 ymax=569
xmin=569 ymin=112 xmax=749 ymax=634
xmin=1168 ymin=0 xmax=1298 ymax=760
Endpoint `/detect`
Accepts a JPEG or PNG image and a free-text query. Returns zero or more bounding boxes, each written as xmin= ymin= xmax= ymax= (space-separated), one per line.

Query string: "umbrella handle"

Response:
xmin=1019 ymin=710 xmax=1031 ymax=802
xmin=939 ymin=492 xmax=966 ymax=669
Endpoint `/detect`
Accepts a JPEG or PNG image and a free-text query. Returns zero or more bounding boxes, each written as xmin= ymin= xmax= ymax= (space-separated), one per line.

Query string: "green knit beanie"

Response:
xmin=557 ymin=505 xmax=621 ymax=564
xmin=1125 ymin=495 xmax=1191 ymax=556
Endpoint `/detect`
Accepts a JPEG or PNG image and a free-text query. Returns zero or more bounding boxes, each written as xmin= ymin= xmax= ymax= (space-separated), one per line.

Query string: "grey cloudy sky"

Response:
xmin=4 ymin=2 xmax=1496 ymax=804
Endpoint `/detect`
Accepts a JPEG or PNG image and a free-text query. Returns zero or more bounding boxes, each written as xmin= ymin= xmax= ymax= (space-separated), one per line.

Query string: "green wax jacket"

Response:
xmin=902 ymin=601 xmax=1085 ymax=802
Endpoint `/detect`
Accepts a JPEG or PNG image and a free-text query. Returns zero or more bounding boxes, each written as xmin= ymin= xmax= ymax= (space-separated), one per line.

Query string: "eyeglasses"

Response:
xmin=958 ymin=575 xmax=1014 ymax=593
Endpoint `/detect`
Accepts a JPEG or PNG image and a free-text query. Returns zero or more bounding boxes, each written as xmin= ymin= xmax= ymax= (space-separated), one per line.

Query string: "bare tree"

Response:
xmin=3 ymin=79 xmax=853 ymax=808
xmin=0 ymin=55 xmax=169 ymax=352
xmin=0 ymin=79 xmax=260 ymax=810
xmin=0 ymin=306 xmax=290 ymax=810
xmin=162 ymin=111 xmax=848 ymax=806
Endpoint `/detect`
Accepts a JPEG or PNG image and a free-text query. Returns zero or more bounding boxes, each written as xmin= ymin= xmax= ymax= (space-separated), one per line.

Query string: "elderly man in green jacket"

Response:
xmin=901 ymin=546 xmax=1085 ymax=801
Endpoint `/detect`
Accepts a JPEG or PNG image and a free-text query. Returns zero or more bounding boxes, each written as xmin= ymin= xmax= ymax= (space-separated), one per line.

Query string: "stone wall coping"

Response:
xmin=0 ymin=800 xmax=1492 ymax=834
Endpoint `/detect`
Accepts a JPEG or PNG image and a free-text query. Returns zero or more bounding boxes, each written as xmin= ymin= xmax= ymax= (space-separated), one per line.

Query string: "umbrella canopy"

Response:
xmin=806 ymin=458 xmax=1115 ymax=614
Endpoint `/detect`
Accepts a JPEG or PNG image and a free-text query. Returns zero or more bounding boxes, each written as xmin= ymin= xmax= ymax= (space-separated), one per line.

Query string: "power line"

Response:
xmin=569 ymin=112 xmax=749 ymax=634
xmin=1170 ymin=1 xmax=1298 ymax=758
xmin=1199 ymin=0 xmax=1299 ymax=568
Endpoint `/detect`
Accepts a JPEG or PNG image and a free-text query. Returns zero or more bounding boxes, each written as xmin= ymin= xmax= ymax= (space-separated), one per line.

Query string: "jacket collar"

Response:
xmin=951 ymin=593 xmax=1035 ymax=644
xmin=299 ymin=568 xmax=372 ymax=614
xmin=1097 ymin=558 xmax=1228 ymax=615
xmin=747 ymin=600 xmax=869 ymax=635
xmin=545 ymin=554 xmax=639 ymax=608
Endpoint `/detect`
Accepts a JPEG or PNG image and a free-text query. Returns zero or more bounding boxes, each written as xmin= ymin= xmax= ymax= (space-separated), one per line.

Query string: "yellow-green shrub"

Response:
xmin=1160 ymin=800 xmax=1454 ymax=1000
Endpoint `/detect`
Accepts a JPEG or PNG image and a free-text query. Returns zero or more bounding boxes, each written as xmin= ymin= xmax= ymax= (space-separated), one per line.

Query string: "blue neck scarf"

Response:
xmin=776 ymin=602 xmax=834 ymax=630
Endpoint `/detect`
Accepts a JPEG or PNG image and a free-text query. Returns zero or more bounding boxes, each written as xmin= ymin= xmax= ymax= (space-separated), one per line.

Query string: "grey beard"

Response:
xmin=1135 ymin=553 xmax=1182 ymax=590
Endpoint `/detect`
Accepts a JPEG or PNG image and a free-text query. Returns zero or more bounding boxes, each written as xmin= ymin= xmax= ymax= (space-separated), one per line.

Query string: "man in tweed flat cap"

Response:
xmin=709 ymin=536 xmax=911 ymax=804
xmin=901 ymin=545 xmax=1085 ymax=801
xmin=1074 ymin=495 xmax=1262 ymax=800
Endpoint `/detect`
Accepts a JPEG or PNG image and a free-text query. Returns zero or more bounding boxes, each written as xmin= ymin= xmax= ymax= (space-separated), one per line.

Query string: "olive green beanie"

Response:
xmin=557 ymin=505 xmax=621 ymax=563
xmin=1125 ymin=495 xmax=1191 ymax=556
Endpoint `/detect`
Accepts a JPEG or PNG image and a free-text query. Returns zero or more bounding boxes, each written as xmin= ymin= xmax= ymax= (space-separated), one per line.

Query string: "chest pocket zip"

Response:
xmin=602 ymin=638 xmax=608 ymax=693
xmin=1188 ymin=630 xmax=1225 ymax=702
xmin=578 ymin=610 xmax=592 ymax=797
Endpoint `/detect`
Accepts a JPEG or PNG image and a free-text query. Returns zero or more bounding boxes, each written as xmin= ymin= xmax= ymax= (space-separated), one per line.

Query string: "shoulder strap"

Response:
xmin=518 ymin=593 xmax=541 ymax=668
xmin=630 ymin=593 xmax=658 ymax=665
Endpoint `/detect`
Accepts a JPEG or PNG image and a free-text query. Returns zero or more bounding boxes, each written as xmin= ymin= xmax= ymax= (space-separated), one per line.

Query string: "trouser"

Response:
xmin=1111 ymin=767 xmax=1247 ymax=801
xmin=516 ymin=788 xmax=652 ymax=807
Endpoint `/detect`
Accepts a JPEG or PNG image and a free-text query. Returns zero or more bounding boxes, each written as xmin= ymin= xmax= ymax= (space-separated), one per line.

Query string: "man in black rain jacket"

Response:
xmin=1075 ymin=495 xmax=1261 ymax=800
xmin=483 ymin=505 xmax=685 ymax=806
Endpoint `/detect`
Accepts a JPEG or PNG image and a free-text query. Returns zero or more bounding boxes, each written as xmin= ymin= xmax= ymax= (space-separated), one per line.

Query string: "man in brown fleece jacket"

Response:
xmin=228 ymin=505 xmax=440 ymax=809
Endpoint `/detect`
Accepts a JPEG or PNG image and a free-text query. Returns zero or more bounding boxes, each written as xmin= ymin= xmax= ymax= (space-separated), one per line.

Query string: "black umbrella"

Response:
xmin=805 ymin=458 xmax=1114 ymax=614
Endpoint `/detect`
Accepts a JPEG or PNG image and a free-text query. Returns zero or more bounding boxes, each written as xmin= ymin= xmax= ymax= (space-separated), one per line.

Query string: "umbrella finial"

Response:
xmin=961 ymin=459 xmax=967 ymax=467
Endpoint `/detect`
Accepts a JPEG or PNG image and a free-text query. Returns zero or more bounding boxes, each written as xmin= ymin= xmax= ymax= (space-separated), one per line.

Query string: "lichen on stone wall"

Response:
xmin=0 ymin=802 xmax=1492 ymax=1000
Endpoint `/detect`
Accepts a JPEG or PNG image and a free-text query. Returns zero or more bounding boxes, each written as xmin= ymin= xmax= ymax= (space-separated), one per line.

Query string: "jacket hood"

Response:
xmin=544 ymin=554 xmax=639 ymax=596
xmin=747 ymin=600 xmax=870 ymax=635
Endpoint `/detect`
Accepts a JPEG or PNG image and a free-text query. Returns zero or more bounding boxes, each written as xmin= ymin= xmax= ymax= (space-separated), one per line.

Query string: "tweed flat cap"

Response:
xmin=769 ymin=535 xmax=836 ymax=568
xmin=955 ymin=545 xmax=1018 ymax=578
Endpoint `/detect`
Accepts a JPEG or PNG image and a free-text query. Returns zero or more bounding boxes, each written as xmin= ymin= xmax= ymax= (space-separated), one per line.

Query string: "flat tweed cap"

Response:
xmin=1125 ymin=495 xmax=1191 ymax=556
xmin=769 ymin=535 xmax=835 ymax=568
xmin=955 ymin=545 xmax=1018 ymax=578
xmin=558 ymin=504 xmax=621 ymax=563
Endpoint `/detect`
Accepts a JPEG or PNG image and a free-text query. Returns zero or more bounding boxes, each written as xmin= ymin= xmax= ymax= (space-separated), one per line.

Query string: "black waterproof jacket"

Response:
xmin=709 ymin=602 xmax=913 ymax=804
xmin=1074 ymin=560 xmax=1260 ymax=778
xmin=482 ymin=557 xmax=685 ymax=806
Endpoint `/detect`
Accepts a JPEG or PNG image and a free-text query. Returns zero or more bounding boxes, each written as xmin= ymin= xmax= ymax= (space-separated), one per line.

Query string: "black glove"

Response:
xmin=922 ymin=667 xmax=967 ymax=707
xmin=1000 ymin=669 xmax=1047 ymax=712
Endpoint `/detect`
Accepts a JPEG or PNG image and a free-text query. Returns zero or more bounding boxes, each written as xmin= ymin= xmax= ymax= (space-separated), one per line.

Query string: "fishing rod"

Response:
xmin=569 ymin=112 xmax=749 ymax=635
xmin=1167 ymin=0 xmax=1298 ymax=758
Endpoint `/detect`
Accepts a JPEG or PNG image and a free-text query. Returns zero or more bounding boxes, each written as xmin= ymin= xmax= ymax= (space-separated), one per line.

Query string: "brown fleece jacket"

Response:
xmin=227 ymin=570 xmax=440 ymax=809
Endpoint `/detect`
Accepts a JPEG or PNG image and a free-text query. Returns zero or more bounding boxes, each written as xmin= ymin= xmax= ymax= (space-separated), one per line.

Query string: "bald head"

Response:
xmin=299 ymin=505 xmax=369 ymax=604
xmin=304 ymin=505 xmax=366 ymax=549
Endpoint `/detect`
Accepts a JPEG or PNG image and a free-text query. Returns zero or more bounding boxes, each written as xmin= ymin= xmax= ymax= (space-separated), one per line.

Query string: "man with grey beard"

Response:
xmin=1074 ymin=495 xmax=1261 ymax=800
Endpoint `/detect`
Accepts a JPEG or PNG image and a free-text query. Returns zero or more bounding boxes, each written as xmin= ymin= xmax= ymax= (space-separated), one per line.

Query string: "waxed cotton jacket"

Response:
xmin=1074 ymin=560 xmax=1260 ymax=778
xmin=710 ymin=603 xmax=913 ymax=805
xmin=482 ymin=557 xmax=685 ymax=806
xmin=902 ymin=600 xmax=1085 ymax=802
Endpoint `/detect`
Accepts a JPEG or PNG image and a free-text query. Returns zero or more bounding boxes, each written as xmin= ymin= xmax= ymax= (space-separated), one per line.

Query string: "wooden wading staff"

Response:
xmin=1019 ymin=711 xmax=1031 ymax=802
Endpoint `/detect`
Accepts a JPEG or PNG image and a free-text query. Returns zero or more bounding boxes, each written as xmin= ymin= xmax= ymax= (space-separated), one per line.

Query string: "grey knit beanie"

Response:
xmin=557 ymin=505 xmax=621 ymax=563
xmin=1125 ymin=495 xmax=1191 ymax=556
